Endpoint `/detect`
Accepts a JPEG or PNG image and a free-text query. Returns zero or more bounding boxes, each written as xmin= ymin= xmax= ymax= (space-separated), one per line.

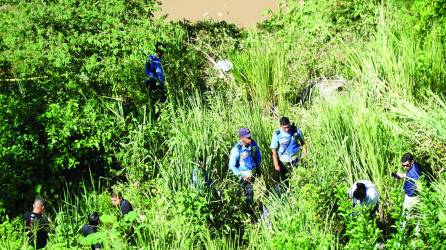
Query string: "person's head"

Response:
xmin=279 ymin=117 xmax=291 ymax=133
xmin=110 ymin=190 xmax=123 ymax=206
xmin=239 ymin=127 xmax=253 ymax=146
xmin=88 ymin=212 xmax=100 ymax=226
xmin=32 ymin=197 xmax=46 ymax=214
xmin=155 ymin=42 xmax=165 ymax=57
xmin=352 ymin=182 xmax=367 ymax=202
xmin=401 ymin=152 xmax=414 ymax=171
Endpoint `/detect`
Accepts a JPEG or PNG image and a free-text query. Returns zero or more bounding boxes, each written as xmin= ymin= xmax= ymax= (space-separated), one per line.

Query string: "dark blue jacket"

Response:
xmin=404 ymin=163 xmax=421 ymax=197
xmin=120 ymin=199 xmax=133 ymax=216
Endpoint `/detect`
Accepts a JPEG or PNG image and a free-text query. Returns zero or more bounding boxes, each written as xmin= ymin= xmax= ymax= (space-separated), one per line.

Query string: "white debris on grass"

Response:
xmin=214 ymin=59 xmax=233 ymax=72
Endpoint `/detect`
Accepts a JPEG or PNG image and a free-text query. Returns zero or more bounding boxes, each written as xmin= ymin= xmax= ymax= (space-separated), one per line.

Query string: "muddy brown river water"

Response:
xmin=156 ymin=0 xmax=279 ymax=27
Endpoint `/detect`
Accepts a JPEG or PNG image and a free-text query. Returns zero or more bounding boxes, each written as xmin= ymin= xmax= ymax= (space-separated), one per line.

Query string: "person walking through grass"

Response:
xmin=24 ymin=197 xmax=50 ymax=249
xmin=394 ymin=153 xmax=421 ymax=214
xmin=270 ymin=116 xmax=307 ymax=196
xmin=228 ymin=128 xmax=262 ymax=205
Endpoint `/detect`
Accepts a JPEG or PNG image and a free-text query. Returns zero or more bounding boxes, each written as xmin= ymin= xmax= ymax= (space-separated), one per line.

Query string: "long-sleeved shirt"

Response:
xmin=348 ymin=180 xmax=379 ymax=208
xmin=404 ymin=163 xmax=421 ymax=197
xmin=228 ymin=140 xmax=261 ymax=178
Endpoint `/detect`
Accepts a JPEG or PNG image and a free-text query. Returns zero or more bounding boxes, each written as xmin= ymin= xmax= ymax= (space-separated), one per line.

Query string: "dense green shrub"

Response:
xmin=1 ymin=0 xmax=446 ymax=248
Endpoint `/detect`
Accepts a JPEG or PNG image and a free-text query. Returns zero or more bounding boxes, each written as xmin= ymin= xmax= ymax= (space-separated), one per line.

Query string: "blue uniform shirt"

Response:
xmin=145 ymin=55 xmax=165 ymax=85
xmin=404 ymin=163 xmax=420 ymax=197
xmin=270 ymin=126 xmax=304 ymax=163
xmin=228 ymin=140 xmax=261 ymax=178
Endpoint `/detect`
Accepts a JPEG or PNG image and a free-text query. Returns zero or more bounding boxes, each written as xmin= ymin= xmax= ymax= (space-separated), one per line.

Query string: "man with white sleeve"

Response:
xmin=348 ymin=180 xmax=379 ymax=214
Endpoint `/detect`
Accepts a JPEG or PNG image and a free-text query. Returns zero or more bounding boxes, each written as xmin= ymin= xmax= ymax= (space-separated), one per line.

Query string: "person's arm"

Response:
xmin=272 ymin=149 xmax=281 ymax=172
xmin=254 ymin=143 xmax=262 ymax=177
xmin=270 ymin=132 xmax=281 ymax=172
xmin=23 ymin=212 xmax=31 ymax=227
xmin=396 ymin=172 xmax=406 ymax=179
xmin=255 ymin=143 xmax=262 ymax=169
xmin=155 ymin=62 xmax=165 ymax=84
xmin=297 ymin=129 xmax=307 ymax=159
xmin=228 ymin=147 xmax=241 ymax=178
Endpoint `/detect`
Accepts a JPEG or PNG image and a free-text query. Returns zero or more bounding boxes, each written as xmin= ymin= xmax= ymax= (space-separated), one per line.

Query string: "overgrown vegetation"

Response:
xmin=1 ymin=0 xmax=446 ymax=248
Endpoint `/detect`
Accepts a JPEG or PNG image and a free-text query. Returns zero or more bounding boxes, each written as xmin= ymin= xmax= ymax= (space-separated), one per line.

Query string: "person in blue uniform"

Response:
xmin=228 ymin=128 xmax=262 ymax=205
xmin=270 ymin=117 xmax=307 ymax=196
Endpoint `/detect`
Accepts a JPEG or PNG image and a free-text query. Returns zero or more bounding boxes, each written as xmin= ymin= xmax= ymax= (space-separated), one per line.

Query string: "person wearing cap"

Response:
xmin=228 ymin=128 xmax=262 ymax=205
xmin=270 ymin=116 xmax=306 ymax=195
xmin=145 ymin=42 xmax=165 ymax=91
xmin=348 ymin=180 xmax=379 ymax=213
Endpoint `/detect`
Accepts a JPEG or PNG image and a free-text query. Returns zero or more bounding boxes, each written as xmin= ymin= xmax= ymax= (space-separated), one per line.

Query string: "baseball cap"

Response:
xmin=239 ymin=128 xmax=252 ymax=138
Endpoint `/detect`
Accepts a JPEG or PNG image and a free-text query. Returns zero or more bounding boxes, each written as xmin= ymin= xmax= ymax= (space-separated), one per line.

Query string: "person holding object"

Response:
xmin=393 ymin=152 xmax=421 ymax=213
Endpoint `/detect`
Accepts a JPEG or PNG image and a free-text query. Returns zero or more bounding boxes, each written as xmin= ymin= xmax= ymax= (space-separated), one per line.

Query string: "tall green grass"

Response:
xmin=3 ymin=0 xmax=446 ymax=249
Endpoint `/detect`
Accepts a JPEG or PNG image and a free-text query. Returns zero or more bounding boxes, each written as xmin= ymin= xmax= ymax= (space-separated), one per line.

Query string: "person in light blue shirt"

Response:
xmin=270 ymin=117 xmax=307 ymax=196
xmin=145 ymin=42 xmax=165 ymax=90
xmin=228 ymin=128 xmax=262 ymax=205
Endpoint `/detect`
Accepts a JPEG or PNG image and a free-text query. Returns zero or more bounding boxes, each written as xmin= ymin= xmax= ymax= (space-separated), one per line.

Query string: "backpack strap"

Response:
xmin=290 ymin=124 xmax=304 ymax=146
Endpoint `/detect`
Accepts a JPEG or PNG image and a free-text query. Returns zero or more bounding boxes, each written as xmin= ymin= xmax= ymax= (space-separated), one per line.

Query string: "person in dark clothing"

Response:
xmin=24 ymin=197 xmax=50 ymax=249
xmin=81 ymin=212 xmax=101 ymax=250
xmin=110 ymin=190 xmax=133 ymax=217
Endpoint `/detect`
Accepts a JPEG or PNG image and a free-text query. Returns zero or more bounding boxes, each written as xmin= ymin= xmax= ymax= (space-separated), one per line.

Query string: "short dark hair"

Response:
xmin=34 ymin=196 xmax=46 ymax=206
xmin=280 ymin=117 xmax=291 ymax=126
xmin=88 ymin=212 xmax=100 ymax=226
xmin=401 ymin=153 xmax=414 ymax=163
xmin=353 ymin=182 xmax=367 ymax=201
xmin=110 ymin=190 xmax=123 ymax=199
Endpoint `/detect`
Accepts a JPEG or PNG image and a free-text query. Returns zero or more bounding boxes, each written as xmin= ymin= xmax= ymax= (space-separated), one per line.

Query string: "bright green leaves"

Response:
xmin=39 ymin=99 xmax=123 ymax=170
xmin=80 ymin=231 xmax=107 ymax=246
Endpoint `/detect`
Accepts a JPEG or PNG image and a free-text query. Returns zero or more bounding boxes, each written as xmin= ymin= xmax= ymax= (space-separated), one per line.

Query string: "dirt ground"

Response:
xmin=156 ymin=0 xmax=279 ymax=27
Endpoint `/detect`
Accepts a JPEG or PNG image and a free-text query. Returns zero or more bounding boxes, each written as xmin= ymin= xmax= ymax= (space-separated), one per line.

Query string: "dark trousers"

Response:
xmin=146 ymin=78 xmax=166 ymax=102
xmin=274 ymin=160 xmax=298 ymax=197
xmin=243 ymin=180 xmax=254 ymax=205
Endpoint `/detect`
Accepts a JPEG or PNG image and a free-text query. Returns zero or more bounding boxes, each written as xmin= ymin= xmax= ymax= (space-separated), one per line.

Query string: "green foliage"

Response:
xmin=336 ymin=185 xmax=382 ymax=249
xmin=2 ymin=0 xmax=446 ymax=248
xmin=412 ymin=0 xmax=446 ymax=43
xmin=0 ymin=217 xmax=23 ymax=250
xmin=0 ymin=0 xmax=167 ymax=215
